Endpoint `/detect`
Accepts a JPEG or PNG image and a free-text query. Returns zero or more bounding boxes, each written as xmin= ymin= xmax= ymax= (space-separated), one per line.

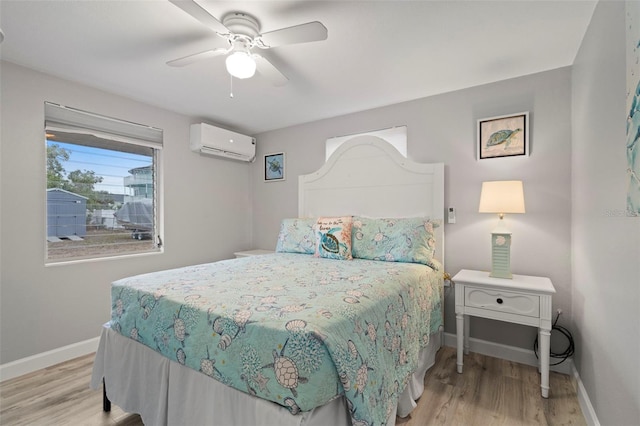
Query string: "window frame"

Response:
xmin=44 ymin=102 xmax=164 ymax=264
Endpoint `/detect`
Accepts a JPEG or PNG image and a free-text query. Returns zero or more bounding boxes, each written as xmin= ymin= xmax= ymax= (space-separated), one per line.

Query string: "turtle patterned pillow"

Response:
xmin=275 ymin=218 xmax=317 ymax=254
xmin=314 ymin=216 xmax=353 ymax=260
xmin=352 ymin=216 xmax=440 ymax=268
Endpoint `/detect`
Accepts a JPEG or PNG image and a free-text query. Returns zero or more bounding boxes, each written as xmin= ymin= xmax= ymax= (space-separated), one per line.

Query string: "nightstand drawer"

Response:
xmin=465 ymin=287 xmax=539 ymax=317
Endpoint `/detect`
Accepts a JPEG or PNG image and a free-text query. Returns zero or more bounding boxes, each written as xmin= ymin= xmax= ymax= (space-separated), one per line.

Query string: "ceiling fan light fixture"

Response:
xmin=225 ymin=51 xmax=256 ymax=79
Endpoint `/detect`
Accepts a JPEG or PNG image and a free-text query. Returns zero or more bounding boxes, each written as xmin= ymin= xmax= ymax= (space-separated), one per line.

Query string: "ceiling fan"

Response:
xmin=167 ymin=0 xmax=328 ymax=86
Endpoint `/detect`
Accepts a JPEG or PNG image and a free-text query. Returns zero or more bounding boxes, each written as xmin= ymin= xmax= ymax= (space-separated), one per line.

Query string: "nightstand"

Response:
xmin=453 ymin=269 xmax=556 ymax=398
xmin=233 ymin=249 xmax=274 ymax=258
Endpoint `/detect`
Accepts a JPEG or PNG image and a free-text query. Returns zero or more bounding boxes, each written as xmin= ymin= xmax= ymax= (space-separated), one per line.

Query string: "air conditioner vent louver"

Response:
xmin=190 ymin=123 xmax=256 ymax=162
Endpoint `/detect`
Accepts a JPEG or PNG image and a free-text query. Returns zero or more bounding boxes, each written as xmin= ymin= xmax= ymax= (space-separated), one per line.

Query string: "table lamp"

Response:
xmin=478 ymin=180 xmax=525 ymax=279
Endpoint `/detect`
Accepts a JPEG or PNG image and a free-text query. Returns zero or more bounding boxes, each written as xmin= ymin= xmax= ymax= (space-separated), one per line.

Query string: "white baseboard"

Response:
xmin=573 ymin=367 xmax=601 ymax=426
xmin=443 ymin=332 xmax=599 ymax=426
xmin=0 ymin=336 xmax=100 ymax=382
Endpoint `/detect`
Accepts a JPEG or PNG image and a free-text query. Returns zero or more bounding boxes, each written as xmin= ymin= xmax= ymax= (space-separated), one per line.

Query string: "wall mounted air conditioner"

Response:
xmin=190 ymin=123 xmax=256 ymax=162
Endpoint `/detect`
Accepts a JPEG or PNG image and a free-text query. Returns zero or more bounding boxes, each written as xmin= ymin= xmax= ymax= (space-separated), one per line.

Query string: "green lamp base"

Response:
xmin=490 ymin=232 xmax=512 ymax=279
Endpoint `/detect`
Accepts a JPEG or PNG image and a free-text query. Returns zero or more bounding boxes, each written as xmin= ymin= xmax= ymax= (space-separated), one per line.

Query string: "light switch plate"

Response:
xmin=448 ymin=207 xmax=456 ymax=224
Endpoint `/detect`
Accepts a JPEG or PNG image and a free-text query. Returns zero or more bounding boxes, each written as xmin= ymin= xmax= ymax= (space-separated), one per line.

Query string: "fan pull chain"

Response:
xmin=229 ymin=74 xmax=234 ymax=98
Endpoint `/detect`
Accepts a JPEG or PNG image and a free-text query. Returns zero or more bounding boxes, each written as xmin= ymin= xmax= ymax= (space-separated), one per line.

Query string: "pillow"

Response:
xmin=314 ymin=216 xmax=353 ymax=260
xmin=275 ymin=218 xmax=316 ymax=254
xmin=351 ymin=216 xmax=440 ymax=267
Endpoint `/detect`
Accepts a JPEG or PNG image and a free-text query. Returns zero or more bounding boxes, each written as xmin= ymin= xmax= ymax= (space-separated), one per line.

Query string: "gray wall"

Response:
xmin=0 ymin=61 xmax=253 ymax=364
xmin=252 ymin=67 xmax=573 ymax=350
xmin=572 ymin=1 xmax=640 ymax=423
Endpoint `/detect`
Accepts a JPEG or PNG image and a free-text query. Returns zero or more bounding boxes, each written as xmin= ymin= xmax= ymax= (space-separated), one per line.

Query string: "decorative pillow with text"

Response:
xmin=314 ymin=216 xmax=353 ymax=260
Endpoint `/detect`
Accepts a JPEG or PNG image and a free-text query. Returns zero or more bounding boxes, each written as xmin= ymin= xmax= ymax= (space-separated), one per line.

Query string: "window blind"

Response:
xmin=45 ymin=102 xmax=163 ymax=148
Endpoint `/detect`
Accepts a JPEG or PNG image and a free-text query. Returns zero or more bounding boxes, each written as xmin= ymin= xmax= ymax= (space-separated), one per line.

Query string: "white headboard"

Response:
xmin=299 ymin=135 xmax=445 ymax=265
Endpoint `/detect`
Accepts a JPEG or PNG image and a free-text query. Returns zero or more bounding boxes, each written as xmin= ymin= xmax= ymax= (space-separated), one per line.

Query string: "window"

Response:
xmin=45 ymin=102 xmax=162 ymax=262
xmin=325 ymin=126 xmax=407 ymax=160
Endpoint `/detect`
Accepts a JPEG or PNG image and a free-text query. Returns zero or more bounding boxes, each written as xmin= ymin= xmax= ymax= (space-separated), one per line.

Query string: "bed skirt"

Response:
xmin=90 ymin=324 xmax=442 ymax=426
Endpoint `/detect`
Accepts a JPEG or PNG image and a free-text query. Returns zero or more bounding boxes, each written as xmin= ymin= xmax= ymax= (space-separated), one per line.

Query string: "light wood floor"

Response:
xmin=398 ymin=346 xmax=585 ymax=426
xmin=0 ymin=345 xmax=585 ymax=425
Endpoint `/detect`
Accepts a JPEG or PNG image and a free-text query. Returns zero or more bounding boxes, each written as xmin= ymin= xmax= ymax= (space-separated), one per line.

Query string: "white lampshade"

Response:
xmin=225 ymin=52 xmax=256 ymax=79
xmin=479 ymin=180 xmax=526 ymax=216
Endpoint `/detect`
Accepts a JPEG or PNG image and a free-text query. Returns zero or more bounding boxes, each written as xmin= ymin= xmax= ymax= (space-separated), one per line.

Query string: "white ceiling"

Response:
xmin=0 ymin=0 xmax=596 ymax=135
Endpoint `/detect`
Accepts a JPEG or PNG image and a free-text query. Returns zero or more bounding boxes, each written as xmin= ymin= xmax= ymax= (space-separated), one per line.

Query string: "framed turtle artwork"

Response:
xmin=265 ymin=152 xmax=285 ymax=181
xmin=477 ymin=112 xmax=529 ymax=160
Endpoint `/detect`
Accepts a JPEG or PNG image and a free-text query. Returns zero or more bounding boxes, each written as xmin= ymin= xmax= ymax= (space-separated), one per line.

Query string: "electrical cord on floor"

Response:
xmin=533 ymin=310 xmax=575 ymax=365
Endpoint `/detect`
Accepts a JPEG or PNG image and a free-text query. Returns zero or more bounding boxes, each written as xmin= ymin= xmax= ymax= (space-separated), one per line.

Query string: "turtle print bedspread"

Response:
xmin=110 ymin=253 xmax=443 ymax=425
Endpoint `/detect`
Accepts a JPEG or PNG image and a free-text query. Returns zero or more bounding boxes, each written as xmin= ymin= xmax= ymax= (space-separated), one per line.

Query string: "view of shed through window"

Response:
xmin=45 ymin=103 xmax=162 ymax=262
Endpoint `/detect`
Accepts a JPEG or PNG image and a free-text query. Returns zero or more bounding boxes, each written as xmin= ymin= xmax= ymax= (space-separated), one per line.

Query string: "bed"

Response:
xmin=91 ymin=135 xmax=445 ymax=426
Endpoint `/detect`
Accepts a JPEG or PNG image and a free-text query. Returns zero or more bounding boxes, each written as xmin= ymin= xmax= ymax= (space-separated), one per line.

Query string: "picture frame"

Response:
xmin=264 ymin=152 xmax=285 ymax=181
xmin=477 ymin=112 xmax=529 ymax=160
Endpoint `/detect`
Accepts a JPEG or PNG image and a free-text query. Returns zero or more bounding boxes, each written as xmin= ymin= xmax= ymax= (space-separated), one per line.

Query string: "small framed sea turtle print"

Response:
xmin=477 ymin=112 xmax=529 ymax=160
xmin=264 ymin=152 xmax=285 ymax=181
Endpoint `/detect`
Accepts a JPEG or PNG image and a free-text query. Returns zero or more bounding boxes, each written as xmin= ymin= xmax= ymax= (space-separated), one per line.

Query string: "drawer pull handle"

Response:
xmin=496 ymin=298 xmax=504 ymax=304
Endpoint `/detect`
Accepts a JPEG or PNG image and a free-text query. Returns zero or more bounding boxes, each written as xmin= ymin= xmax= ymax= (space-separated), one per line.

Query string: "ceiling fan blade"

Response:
xmin=254 ymin=55 xmax=288 ymax=87
xmin=167 ymin=48 xmax=228 ymax=67
xmin=258 ymin=21 xmax=327 ymax=48
xmin=169 ymin=0 xmax=230 ymax=35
